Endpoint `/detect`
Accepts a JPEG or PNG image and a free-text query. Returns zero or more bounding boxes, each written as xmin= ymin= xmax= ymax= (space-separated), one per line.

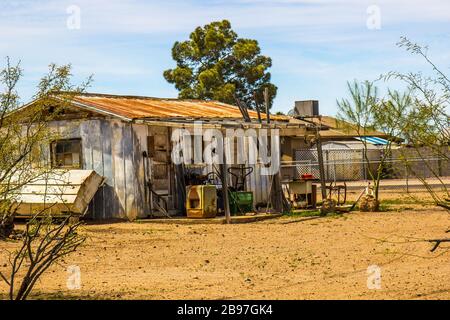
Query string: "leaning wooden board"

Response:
xmin=9 ymin=170 xmax=105 ymax=217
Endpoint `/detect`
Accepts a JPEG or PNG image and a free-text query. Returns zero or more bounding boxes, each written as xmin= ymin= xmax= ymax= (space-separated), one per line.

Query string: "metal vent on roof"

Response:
xmin=288 ymin=100 xmax=320 ymax=117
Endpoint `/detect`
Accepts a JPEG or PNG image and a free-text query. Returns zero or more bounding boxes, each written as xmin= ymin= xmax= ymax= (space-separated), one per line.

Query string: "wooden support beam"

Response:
xmin=269 ymin=135 xmax=286 ymax=213
xmin=219 ymin=129 xmax=231 ymax=224
xmin=264 ymin=87 xmax=270 ymax=124
xmin=174 ymin=164 xmax=186 ymax=215
xmin=315 ymin=128 xmax=328 ymax=200
xmin=270 ymin=171 xmax=284 ymax=213
xmin=220 ymin=163 xmax=231 ymax=224
xmin=253 ymin=91 xmax=262 ymax=124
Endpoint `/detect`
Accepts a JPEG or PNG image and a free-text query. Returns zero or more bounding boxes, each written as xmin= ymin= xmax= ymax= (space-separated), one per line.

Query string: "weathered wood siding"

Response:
xmin=182 ymin=128 xmax=273 ymax=206
xmin=48 ymin=119 xmax=148 ymax=220
xmin=47 ymin=119 xmax=282 ymax=219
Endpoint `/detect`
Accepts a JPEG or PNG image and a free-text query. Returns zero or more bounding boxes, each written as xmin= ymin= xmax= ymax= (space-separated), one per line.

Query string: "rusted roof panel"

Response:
xmin=70 ymin=93 xmax=288 ymax=121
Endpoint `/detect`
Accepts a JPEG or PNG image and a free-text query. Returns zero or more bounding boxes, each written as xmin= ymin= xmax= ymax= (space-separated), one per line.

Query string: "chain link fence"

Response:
xmin=294 ymin=149 xmax=371 ymax=181
xmin=293 ymin=148 xmax=449 ymax=181
xmin=284 ymin=147 xmax=450 ymax=195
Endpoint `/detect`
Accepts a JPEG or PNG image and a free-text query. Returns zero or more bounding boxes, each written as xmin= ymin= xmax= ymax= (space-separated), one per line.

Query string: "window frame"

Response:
xmin=50 ymin=138 xmax=83 ymax=169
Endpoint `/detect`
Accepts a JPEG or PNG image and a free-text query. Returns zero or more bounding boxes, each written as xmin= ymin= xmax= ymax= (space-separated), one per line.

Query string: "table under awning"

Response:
xmin=11 ymin=170 xmax=105 ymax=217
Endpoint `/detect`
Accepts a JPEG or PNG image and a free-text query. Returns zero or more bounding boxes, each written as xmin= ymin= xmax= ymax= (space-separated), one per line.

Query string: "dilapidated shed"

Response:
xmin=14 ymin=94 xmax=393 ymax=220
xmin=16 ymin=93 xmax=313 ymax=220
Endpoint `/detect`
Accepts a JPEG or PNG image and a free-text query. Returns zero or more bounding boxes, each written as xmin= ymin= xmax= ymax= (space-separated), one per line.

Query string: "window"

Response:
xmin=51 ymin=139 xmax=82 ymax=169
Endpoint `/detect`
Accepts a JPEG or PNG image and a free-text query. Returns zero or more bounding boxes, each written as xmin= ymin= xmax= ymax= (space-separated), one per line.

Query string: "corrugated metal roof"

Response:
xmin=69 ymin=93 xmax=288 ymax=121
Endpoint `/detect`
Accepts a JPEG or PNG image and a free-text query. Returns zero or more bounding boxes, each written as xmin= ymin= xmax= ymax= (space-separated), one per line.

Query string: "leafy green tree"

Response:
xmin=163 ymin=20 xmax=277 ymax=109
xmin=383 ymin=37 xmax=449 ymax=211
xmin=337 ymin=80 xmax=384 ymax=207
xmin=375 ymin=37 xmax=449 ymax=251
xmin=337 ymin=81 xmax=411 ymax=208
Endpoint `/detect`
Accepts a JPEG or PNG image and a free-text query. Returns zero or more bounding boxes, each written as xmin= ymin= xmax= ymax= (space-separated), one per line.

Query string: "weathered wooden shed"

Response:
xmin=18 ymin=93 xmax=310 ymax=221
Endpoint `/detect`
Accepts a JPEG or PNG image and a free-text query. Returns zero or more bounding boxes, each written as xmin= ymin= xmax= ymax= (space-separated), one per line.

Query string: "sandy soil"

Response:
xmin=1 ymin=206 xmax=449 ymax=300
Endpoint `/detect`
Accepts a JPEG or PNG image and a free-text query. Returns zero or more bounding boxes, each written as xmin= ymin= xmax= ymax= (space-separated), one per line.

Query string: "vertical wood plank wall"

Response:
xmin=191 ymin=129 xmax=271 ymax=206
xmin=48 ymin=119 xmax=278 ymax=220
xmin=49 ymin=119 xmax=148 ymax=220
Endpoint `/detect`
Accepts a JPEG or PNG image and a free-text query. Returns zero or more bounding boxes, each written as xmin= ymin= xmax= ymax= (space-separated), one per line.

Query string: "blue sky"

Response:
xmin=1 ymin=0 xmax=450 ymax=115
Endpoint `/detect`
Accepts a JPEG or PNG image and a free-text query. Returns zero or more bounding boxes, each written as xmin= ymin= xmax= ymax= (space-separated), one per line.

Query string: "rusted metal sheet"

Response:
xmin=72 ymin=93 xmax=288 ymax=121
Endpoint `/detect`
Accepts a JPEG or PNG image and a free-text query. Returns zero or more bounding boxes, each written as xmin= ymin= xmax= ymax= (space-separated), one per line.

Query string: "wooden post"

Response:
xmin=362 ymin=149 xmax=367 ymax=180
xmin=175 ymin=164 xmax=186 ymax=215
xmin=221 ymin=131 xmax=231 ymax=224
xmin=264 ymin=87 xmax=270 ymax=124
xmin=268 ymin=134 xmax=284 ymax=213
xmin=270 ymin=171 xmax=284 ymax=213
xmin=220 ymin=163 xmax=231 ymax=224
xmin=315 ymin=127 xmax=327 ymax=201
xmin=253 ymin=91 xmax=262 ymax=124
xmin=405 ymin=164 xmax=409 ymax=193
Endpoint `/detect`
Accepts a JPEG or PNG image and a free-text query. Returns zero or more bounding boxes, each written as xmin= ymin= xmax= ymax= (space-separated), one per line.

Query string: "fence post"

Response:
xmin=315 ymin=132 xmax=328 ymax=201
xmin=438 ymin=153 xmax=442 ymax=177
xmin=325 ymin=150 xmax=330 ymax=182
xmin=362 ymin=150 xmax=367 ymax=181
xmin=405 ymin=164 xmax=409 ymax=193
xmin=424 ymin=159 xmax=427 ymax=179
xmin=332 ymin=151 xmax=337 ymax=182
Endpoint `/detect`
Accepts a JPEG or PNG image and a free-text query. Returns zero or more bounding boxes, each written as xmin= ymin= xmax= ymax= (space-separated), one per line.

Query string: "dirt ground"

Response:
xmin=1 ymin=201 xmax=449 ymax=300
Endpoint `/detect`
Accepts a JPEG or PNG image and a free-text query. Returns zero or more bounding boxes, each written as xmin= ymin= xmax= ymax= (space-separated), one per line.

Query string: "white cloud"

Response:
xmin=1 ymin=0 xmax=450 ymax=111
xmin=1 ymin=0 xmax=450 ymax=36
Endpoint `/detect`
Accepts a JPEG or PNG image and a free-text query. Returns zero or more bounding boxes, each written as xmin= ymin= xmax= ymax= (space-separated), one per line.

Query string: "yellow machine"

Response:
xmin=186 ymin=185 xmax=217 ymax=218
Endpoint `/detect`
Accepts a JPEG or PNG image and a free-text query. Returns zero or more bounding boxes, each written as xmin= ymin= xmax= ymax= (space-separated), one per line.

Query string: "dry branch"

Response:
xmin=428 ymin=239 xmax=450 ymax=252
xmin=1 ymin=214 xmax=85 ymax=300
